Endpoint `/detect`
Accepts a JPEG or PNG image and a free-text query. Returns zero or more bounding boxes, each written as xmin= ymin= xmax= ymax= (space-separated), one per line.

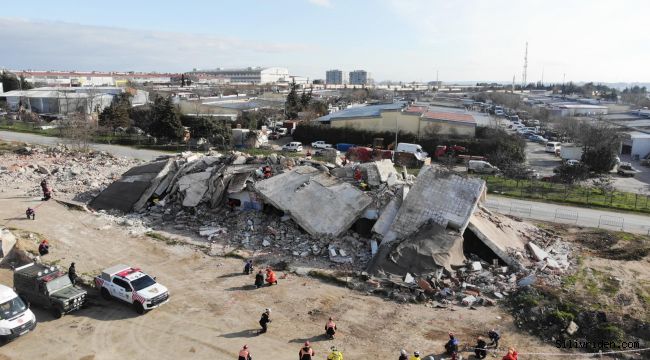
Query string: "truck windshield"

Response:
xmin=46 ymin=276 xmax=72 ymax=293
xmin=131 ymin=275 xmax=156 ymax=291
xmin=0 ymin=297 xmax=27 ymax=320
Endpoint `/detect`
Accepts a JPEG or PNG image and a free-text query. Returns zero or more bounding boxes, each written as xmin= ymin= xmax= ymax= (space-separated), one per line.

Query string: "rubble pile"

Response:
xmin=0 ymin=144 xmax=141 ymax=202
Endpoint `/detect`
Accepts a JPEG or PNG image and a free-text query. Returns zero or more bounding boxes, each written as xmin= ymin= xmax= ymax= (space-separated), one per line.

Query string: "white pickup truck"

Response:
xmin=94 ymin=264 xmax=169 ymax=314
xmin=311 ymin=141 xmax=333 ymax=149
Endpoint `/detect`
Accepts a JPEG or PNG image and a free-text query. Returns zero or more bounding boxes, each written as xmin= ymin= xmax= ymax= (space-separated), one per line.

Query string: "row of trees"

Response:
xmin=0 ymin=71 xmax=32 ymax=93
xmin=98 ymin=95 xmax=231 ymax=147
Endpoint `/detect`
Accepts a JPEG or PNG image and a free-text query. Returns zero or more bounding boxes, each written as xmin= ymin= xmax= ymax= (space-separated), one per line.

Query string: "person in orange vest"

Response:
xmin=299 ymin=341 xmax=315 ymax=360
xmin=325 ymin=316 xmax=337 ymax=339
xmin=265 ymin=267 xmax=277 ymax=286
xmin=502 ymin=347 xmax=518 ymax=360
xmin=238 ymin=344 xmax=251 ymax=360
xmin=38 ymin=239 xmax=50 ymax=256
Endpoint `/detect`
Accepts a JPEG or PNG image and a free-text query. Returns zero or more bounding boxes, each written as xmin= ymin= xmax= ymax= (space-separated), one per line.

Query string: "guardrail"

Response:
xmin=483 ymin=199 xmax=648 ymax=235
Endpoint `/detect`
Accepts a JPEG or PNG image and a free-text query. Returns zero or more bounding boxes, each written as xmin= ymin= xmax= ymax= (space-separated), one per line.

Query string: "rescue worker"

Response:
xmin=353 ymin=167 xmax=362 ymax=181
xmin=265 ymin=267 xmax=277 ymax=286
xmin=299 ymin=341 xmax=315 ymax=360
xmin=327 ymin=346 xmax=343 ymax=360
xmin=325 ymin=317 xmax=337 ymax=339
xmin=475 ymin=335 xmax=488 ymax=359
xmin=238 ymin=344 xmax=252 ymax=360
xmin=38 ymin=239 xmax=49 ymax=256
xmin=40 ymin=179 xmax=51 ymax=201
xmin=254 ymin=270 xmax=265 ymax=289
xmin=398 ymin=349 xmax=408 ymax=360
xmin=258 ymin=308 xmax=271 ymax=334
xmin=488 ymin=329 xmax=500 ymax=349
xmin=306 ymin=150 xmax=312 ymax=159
xmin=445 ymin=332 xmax=459 ymax=356
xmin=25 ymin=207 xmax=35 ymax=220
xmin=502 ymin=347 xmax=517 ymax=360
xmin=244 ymin=259 xmax=254 ymax=275
xmin=68 ymin=262 xmax=78 ymax=285
xmin=409 ymin=351 xmax=421 ymax=360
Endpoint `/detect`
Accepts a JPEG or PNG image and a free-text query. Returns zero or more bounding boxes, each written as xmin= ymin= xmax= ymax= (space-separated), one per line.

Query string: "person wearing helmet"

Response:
xmin=409 ymin=350 xmax=421 ymax=360
xmin=445 ymin=332 xmax=459 ymax=355
xmin=299 ymin=341 xmax=315 ymax=360
xmin=325 ymin=317 xmax=337 ymax=339
xmin=238 ymin=344 xmax=251 ymax=360
xmin=488 ymin=329 xmax=500 ymax=349
xmin=502 ymin=347 xmax=518 ymax=360
xmin=475 ymin=335 xmax=488 ymax=359
xmin=327 ymin=346 xmax=343 ymax=360
xmin=244 ymin=259 xmax=254 ymax=275
xmin=258 ymin=308 xmax=271 ymax=334
xmin=399 ymin=349 xmax=409 ymax=360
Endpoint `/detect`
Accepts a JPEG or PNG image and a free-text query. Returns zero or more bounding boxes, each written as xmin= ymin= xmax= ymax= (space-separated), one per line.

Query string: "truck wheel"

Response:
xmin=133 ymin=301 xmax=145 ymax=315
xmin=101 ymin=288 xmax=111 ymax=300
xmin=51 ymin=306 xmax=63 ymax=319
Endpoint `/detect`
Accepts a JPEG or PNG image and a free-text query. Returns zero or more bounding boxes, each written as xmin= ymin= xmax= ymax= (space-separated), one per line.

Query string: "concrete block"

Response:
xmin=470 ymin=261 xmax=482 ymax=271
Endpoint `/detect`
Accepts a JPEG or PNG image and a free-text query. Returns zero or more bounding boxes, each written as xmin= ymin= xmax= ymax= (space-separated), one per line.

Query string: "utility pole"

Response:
xmin=512 ymin=75 xmax=515 ymax=93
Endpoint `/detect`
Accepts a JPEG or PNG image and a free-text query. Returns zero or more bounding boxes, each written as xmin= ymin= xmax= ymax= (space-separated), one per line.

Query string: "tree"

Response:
xmin=0 ymin=71 xmax=32 ymax=92
xmin=556 ymin=163 xmax=589 ymax=184
xmin=285 ymin=80 xmax=301 ymax=119
xmin=180 ymin=116 xmax=231 ymax=148
xmin=309 ymin=100 xmax=328 ymax=117
xmin=129 ymin=105 xmax=153 ymax=133
xmin=99 ymin=93 xmax=131 ymax=130
xmin=579 ymin=124 xmax=620 ymax=173
xmin=149 ymin=96 xmax=183 ymax=141
xmin=61 ymin=112 xmax=95 ymax=152
xmin=300 ymin=89 xmax=312 ymax=108
xmin=591 ymin=176 xmax=614 ymax=195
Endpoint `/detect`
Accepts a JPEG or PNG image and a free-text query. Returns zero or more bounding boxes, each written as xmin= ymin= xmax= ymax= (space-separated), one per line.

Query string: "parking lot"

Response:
xmin=524 ymin=141 xmax=560 ymax=176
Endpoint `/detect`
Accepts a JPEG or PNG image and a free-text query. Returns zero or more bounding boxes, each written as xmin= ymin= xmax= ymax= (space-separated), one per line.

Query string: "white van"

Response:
xmin=396 ymin=143 xmax=429 ymax=161
xmin=468 ymin=160 xmax=499 ymax=174
xmin=545 ymin=141 xmax=561 ymax=154
xmin=0 ymin=284 xmax=37 ymax=342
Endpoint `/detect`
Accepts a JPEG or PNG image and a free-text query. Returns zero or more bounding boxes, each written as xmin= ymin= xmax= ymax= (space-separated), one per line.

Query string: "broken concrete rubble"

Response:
xmin=0 ymin=228 xmax=17 ymax=263
xmin=254 ymin=166 xmax=373 ymax=237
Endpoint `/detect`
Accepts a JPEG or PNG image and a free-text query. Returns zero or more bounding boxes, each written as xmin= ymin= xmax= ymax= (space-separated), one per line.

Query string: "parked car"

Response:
xmin=282 ymin=142 xmax=303 ymax=152
xmin=617 ymin=162 xmax=638 ymax=177
xmin=311 ymin=141 xmax=332 ymax=149
xmin=541 ymin=174 xmax=564 ymax=183
xmin=268 ymin=132 xmax=280 ymax=140
xmin=468 ymin=160 xmax=499 ymax=174
xmin=531 ymin=135 xmax=548 ymax=143
xmin=276 ymin=128 xmax=288 ymax=137
xmin=545 ymin=141 xmax=561 ymax=154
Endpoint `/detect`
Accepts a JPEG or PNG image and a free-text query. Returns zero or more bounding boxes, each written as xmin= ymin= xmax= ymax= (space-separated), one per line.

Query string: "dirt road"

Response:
xmin=0 ymin=189 xmax=557 ymax=360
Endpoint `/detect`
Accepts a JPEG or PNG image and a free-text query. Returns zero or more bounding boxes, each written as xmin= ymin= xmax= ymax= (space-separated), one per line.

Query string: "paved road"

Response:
xmin=0 ymin=130 xmax=167 ymax=161
xmin=487 ymin=195 xmax=650 ymax=235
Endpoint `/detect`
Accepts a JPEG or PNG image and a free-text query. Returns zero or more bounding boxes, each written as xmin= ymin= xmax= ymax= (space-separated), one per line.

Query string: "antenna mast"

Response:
xmin=522 ymin=41 xmax=528 ymax=90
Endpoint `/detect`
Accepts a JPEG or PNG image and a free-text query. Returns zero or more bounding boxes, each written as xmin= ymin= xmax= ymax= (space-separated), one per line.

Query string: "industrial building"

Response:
xmin=549 ymin=103 xmax=608 ymax=117
xmin=349 ymin=70 xmax=368 ymax=85
xmin=192 ymin=67 xmax=289 ymax=84
xmin=326 ymin=70 xmax=344 ymax=85
xmin=13 ymin=71 xmax=176 ymax=87
xmin=1 ymin=87 xmax=148 ymax=116
xmin=622 ymin=131 xmax=650 ymax=159
xmin=315 ymin=103 xmax=476 ymax=137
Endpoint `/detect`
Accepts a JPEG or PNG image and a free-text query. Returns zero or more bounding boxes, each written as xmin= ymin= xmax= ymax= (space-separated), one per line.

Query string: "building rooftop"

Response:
xmin=628 ymin=131 xmax=650 ymax=139
xmin=423 ymin=111 xmax=476 ymax=124
xmin=316 ymin=102 xmax=406 ymax=121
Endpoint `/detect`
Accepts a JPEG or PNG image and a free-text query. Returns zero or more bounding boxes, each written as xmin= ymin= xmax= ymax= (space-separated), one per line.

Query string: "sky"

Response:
xmin=1 ymin=0 xmax=649 ymax=83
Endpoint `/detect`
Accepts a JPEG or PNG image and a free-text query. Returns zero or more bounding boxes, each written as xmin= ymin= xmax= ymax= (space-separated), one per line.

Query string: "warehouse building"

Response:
xmin=315 ymin=103 xmax=476 ymax=138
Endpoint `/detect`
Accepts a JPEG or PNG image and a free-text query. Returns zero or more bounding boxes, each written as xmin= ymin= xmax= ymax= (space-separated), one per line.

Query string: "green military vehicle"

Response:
xmin=13 ymin=262 xmax=87 ymax=319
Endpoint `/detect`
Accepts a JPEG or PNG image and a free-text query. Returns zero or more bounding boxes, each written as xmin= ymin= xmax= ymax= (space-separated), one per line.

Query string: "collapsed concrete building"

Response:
xmin=90 ymin=151 xmax=534 ymax=281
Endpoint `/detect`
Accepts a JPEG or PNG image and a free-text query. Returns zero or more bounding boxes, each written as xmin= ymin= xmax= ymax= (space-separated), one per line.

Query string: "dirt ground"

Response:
xmin=0 ymin=187 xmax=562 ymax=360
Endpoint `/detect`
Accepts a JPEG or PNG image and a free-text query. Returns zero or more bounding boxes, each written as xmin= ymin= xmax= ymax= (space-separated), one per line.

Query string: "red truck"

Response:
xmin=346 ymin=146 xmax=393 ymax=163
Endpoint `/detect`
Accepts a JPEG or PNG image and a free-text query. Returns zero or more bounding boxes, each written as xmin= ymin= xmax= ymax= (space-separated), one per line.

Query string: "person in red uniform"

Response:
xmin=325 ymin=317 xmax=337 ymax=339
xmin=265 ymin=267 xmax=277 ymax=285
xmin=502 ymin=347 xmax=518 ymax=360
xmin=238 ymin=344 xmax=251 ymax=360
xmin=299 ymin=341 xmax=315 ymax=360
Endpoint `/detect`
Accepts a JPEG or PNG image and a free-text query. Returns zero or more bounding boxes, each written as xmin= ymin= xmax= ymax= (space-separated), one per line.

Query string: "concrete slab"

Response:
xmin=0 ymin=228 xmax=17 ymax=262
xmin=177 ymin=171 xmax=212 ymax=207
xmin=467 ymin=207 xmax=530 ymax=266
xmin=89 ymin=159 xmax=172 ymax=212
xmin=385 ymin=166 xmax=485 ymax=241
xmin=254 ymin=166 xmax=373 ymax=237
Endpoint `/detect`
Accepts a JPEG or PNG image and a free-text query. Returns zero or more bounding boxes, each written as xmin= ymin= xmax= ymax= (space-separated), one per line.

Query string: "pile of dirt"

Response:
xmin=577 ymin=230 xmax=650 ymax=261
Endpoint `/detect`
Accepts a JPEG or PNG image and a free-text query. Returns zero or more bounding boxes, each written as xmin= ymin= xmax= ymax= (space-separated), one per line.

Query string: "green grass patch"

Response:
xmin=482 ymin=175 xmax=650 ymax=214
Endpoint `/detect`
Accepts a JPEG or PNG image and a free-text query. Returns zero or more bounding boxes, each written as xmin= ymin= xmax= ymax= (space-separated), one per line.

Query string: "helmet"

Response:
xmin=331 ymin=346 xmax=337 ymax=351
xmin=243 ymin=345 xmax=248 ymax=349
xmin=265 ymin=308 xmax=271 ymax=313
xmin=304 ymin=341 xmax=310 ymax=347
xmin=329 ymin=317 xmax=333 ymax=320
xmin=414 ymin=351 xmax=420 ymax=356
xmin=401 ymin=349 xmax=407 ymax=355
